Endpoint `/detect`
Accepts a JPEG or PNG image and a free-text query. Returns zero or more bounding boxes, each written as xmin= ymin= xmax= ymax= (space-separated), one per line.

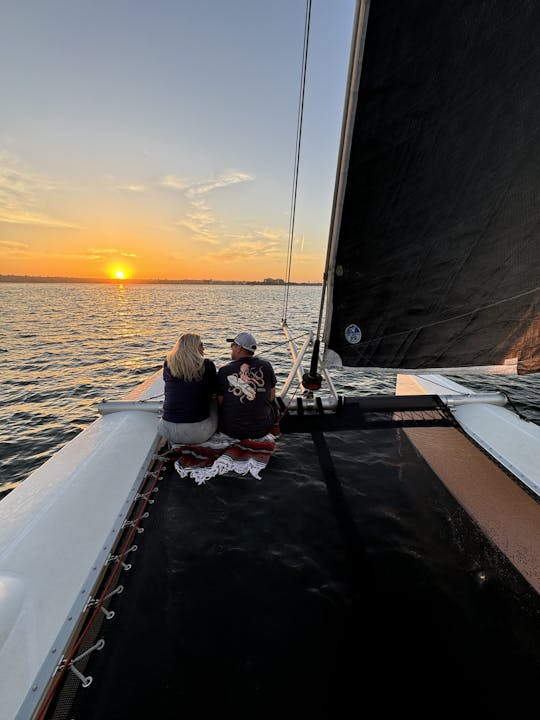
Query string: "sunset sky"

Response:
xmin=0 ymin=1 xmax=356 ymax=282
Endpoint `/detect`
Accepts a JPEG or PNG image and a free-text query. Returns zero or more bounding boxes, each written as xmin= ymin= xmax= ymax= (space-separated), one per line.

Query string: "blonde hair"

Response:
xmin=166 ymin=332 xmax=204 ymax=381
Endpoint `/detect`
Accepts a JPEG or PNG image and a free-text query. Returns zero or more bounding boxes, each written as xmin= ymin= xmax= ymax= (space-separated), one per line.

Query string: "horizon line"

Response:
xmin=0 ymin=274 xmax=321 ymax=285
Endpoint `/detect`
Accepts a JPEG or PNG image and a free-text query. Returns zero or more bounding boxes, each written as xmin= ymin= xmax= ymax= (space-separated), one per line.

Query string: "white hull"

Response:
xmin=0 ymin=373 xmax=164 ymax=720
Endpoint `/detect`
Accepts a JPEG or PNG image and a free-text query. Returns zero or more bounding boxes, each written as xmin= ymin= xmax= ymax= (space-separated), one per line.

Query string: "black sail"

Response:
xmin=323 ymin=0 xmax=540 ymax=374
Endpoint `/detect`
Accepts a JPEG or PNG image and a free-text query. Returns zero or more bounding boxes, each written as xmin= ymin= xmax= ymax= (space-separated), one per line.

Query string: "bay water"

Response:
xmin=1 ymin=282 xmax=539 ymax=495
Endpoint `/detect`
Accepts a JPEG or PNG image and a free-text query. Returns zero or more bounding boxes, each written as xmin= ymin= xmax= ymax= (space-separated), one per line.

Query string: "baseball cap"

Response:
xmin=226 ymin=332 xmax=257 ymax=353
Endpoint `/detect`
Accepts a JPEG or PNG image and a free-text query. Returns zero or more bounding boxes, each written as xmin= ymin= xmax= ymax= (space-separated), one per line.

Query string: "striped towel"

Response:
xmin=172 ymin=431 xmax=278 ymax=485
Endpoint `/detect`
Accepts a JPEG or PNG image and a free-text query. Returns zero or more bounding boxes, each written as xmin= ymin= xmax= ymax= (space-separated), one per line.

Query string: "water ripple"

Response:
xmin=1 ymin=282 xmax=538 ymax=491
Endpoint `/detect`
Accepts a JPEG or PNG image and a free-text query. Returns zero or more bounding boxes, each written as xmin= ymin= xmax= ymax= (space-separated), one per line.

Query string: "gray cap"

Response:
xmin=226 ymin=332 xmax=257 ymax=353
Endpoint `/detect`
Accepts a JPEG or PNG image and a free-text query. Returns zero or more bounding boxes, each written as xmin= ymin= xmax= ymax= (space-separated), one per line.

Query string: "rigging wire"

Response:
xmin=282 ymin=0 xmax=312 ymax=324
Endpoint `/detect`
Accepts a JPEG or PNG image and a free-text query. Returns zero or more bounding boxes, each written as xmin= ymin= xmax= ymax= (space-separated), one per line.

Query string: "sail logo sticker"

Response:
xmin=345 ymin=324 xmax=362 ymax=344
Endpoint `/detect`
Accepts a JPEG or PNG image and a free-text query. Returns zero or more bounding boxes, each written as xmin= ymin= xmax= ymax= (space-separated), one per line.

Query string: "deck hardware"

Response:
xmin=136 ymin=487 xmax=159 ymax=503
xmin=54 ymin=655 xmax=66 ymax=676
xmin=66 ymin=639 xmax=105 ymax=687
xmin=113 ymin=556 xmax=133 ymax=571
xmin=106 ymin=545 xmax=138 ymax=568
xmin=84 ymin=585 xmax=124 ymax=614
xmin=439 ymin=392 xmax=507 ymax=408
xmin=144 ymin=469 xmax=161 ymax=480
xmin=121 ymin=512 xmax=149 ymax=531
xmin=96 ymin=400 xmax=162 ymax=415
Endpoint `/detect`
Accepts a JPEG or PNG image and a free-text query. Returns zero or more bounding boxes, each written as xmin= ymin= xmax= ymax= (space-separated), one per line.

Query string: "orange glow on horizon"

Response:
xmin=0 ymin=239 xmax=324 ymax=284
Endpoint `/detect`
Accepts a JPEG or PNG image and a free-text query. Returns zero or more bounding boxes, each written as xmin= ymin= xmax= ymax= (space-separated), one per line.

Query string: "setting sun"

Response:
xmin=110 ymin=268 xmax=131 ymax=281
xmin=107 ymin=263 xmax=133 ymax=281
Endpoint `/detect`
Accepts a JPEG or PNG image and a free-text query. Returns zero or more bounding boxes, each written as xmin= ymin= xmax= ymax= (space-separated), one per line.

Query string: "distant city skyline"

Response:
xmin=0 ymin=273 xmax=319 ymax=285
xmin=0 ymin=1 xmax=356 ymax=282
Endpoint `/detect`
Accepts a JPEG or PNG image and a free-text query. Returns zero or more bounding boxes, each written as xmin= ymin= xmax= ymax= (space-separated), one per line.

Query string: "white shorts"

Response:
xmin=158 ymin=400 xmax=218 ymax=445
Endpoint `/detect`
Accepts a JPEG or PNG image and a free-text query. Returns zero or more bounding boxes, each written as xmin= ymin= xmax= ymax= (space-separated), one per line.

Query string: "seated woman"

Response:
xmin=158 ymin=332 xmax=218 ymax=445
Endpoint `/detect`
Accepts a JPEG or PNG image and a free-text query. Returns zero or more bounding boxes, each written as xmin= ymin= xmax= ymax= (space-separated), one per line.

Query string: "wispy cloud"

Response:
xmin=0 ymin=239 xmax=30 ymax=256
xmin=87 ymin=248 xmax=137 ymax=258
xmin=185 ymin=170 xmax=254 ymax=199
xmin=0 ymin=149 xmax=79 ymax=228
xmin=0 ymin=239 xmax=138 ymax=263
xmin=0 ymin=209 xmax=77 ymax=228
xmin=162 ymin=169 xmax=255 ymax=243
xmin=204 ymin=228 xmax=286 ymax=264
xmin=161 ymin=175 xmax=190 ymax=191
xmin=179 ymin=210 xmax=220 ymax=243
xmin=0 ymin=240 xmax=29 ymax=250
xmin=161 ymin=170 xmax=254 ymax=197
xmin=116 ymin=184 xmax=146 ymax=193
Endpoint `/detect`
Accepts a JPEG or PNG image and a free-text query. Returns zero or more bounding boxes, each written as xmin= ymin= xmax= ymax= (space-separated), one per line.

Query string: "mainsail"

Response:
xmin=323 ymin=0 xmax=540 ymax=374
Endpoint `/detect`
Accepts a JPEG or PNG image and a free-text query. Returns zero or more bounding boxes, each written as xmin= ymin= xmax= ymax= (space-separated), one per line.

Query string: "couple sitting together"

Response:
xmin=157 ymin=330 xmax=277 ymax=446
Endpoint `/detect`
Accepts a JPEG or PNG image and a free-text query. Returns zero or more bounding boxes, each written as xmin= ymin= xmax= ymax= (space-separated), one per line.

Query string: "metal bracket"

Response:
xmin=84 ymin=585 xmax=124 ymax=617
xmin=64 ymin=639 xmax=105 ymax=688
xmin=121 ymin=512 xmax=149 ymax=531
xmin=136 ymin=487 xmax=159 ymax=504
xmin=106 ymin=544 xmax=138 ymax=571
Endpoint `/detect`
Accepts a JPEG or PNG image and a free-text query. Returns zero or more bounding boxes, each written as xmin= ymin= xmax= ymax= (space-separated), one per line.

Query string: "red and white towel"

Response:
xmin=172 ymin=431 xmax=278 ymax=485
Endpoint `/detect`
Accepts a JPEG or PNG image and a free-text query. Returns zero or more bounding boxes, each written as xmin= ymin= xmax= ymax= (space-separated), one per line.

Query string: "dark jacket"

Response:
xmin=162 ymin=358 xmax=217 ymax=423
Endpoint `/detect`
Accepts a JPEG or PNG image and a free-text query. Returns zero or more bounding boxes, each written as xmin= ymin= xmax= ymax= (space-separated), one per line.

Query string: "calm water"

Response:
xmin=1 ymin=282 xmax=539 ymax=495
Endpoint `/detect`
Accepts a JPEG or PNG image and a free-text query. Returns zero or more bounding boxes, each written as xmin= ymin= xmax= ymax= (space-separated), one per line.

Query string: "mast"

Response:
xmin=320 ymin=0 xmax=370 ymax=361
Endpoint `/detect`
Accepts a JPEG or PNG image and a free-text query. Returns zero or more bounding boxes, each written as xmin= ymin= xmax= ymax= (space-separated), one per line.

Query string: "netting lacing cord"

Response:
xmin=34 ymin=456 xmax=165 ymax=719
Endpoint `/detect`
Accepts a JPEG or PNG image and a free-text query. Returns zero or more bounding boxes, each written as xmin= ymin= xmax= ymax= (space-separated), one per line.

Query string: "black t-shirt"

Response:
xmin=217 ymin=356 xmax=277 ymax=438
xmin=162 ymin=358 xmax=217 ymax=423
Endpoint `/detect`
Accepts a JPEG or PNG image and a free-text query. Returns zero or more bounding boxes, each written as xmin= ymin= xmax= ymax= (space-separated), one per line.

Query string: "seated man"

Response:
xmin=217 ymin=332 xmax=277 ymax=439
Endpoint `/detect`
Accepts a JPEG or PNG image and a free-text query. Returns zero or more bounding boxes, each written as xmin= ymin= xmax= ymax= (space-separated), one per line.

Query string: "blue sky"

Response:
xmin=0 ymin=0 xmax=356 ymax=281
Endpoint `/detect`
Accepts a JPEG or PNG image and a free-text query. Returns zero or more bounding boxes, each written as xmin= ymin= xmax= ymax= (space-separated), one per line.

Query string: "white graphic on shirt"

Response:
xmin=227 ymin=363 xmax=265 ymax=402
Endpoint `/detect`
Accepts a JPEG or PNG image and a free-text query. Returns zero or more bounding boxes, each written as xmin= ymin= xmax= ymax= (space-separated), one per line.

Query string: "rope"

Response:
xmin=282 ymin=0 xmax=312 ymax=323
xmin=277 ymin=381 xmax=303 ymax=423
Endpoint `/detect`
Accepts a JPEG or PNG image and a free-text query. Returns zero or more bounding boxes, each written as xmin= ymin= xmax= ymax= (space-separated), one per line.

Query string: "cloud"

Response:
xmin=203 ymin=228 xmax=287 ymax=264
xmin=0 ymin=149 xmax=78 ymax=228
xmin=161 ymin=175 xmax=190 ymax=191
xmin=87 ymin=248 xmax=137 ymax=258
xmin=0 ymin=239 xmax=137 ymax=263
xmin=0 ymin=240 xmax=29 ymax=250
xmin=0 ymin=239 xmax=30 ymax=257
xmin=162 ymin=169 xmax=255 ymax=242
xmin=0 ymin=209 xmax=78 ymax=228
xmin=185 ymin=170 xmax=254 ymax=199
xmin=116 ymin=184 xmax=146 ymax=193
xmin=228 ymin=227 xmax=283 ymax=243
xmin=162 ymin=170 xmax=254 ymax=198
xmin=177 ymin=203 xmax=220 ymax=243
